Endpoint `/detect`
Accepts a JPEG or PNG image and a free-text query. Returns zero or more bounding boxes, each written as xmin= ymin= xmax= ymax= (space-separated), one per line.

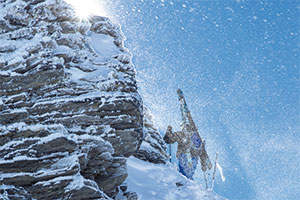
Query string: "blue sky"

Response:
xmin=102 ymin=1 xmax=299 ymax=199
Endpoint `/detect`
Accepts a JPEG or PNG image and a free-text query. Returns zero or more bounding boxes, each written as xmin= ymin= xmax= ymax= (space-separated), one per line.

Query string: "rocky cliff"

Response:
xmin=134 ymin=108 xmax=167 ymax=164
xmin=0 ymin=0 xmax=148 ymax=199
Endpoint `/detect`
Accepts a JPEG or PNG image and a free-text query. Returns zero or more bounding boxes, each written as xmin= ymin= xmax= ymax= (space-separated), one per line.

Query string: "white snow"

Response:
xmin=29 ymin=124 xmax=46 ymax=132
xmin=65 ymin=173 xmax=85 ymax=191
xmin=65 ymin=65 xmax=111 ymax=82
xmin=125 ymin=157 xmax=226 ymax=200
xmin=31 ymin=91 xmax=136 ymax=108
xmin=54 ymin=45 xmax=73 ymax=54
xmin=88 ymin=32 xmax=120 ymax=61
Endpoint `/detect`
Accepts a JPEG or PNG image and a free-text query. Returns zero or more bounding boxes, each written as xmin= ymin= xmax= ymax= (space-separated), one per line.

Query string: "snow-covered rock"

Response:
xmin=0 ymin=0 xmax=143 ymax=199
xmin=134 ymin=108 xmax=168 ymax=164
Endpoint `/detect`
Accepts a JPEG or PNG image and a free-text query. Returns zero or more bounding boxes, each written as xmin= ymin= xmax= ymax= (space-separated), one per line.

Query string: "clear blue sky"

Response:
xmin=103 ymin=1 xmax=299 ymax=199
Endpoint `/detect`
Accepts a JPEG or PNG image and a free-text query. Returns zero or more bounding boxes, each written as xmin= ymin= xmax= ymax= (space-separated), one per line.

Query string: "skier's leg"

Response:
xmin=190 ymin=157 xmax=199 ymax=179
xmin=178 ymin=154 xmax=194 ymax=179
xmin=178 ymin=154 xmax=188 ymax=177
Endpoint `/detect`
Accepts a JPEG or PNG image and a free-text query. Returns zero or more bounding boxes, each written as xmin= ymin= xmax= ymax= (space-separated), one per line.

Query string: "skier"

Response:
xmin=163 ymin=89 xmax=212 ymax=181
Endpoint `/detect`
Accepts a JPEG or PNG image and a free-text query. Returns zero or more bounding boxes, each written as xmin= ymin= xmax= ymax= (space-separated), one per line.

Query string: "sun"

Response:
xmin=65 ymin=0 xmax=107 ymax=19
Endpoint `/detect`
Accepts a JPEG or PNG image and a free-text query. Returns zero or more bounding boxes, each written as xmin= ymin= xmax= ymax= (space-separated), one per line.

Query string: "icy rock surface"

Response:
xmin=134 ymin=108 xmax=168 ymax=164
xmin=0 ymin=0 xmax=143 ymax=199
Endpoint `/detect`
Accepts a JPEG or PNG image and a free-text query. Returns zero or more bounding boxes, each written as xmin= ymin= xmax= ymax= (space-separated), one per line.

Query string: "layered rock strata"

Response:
xmin=0 ymin=0 xmax=143 ymax=199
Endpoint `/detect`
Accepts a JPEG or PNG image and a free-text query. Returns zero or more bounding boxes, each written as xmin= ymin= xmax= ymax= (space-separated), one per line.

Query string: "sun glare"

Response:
xmin=65 ymin=0 xmax=107 ymax=19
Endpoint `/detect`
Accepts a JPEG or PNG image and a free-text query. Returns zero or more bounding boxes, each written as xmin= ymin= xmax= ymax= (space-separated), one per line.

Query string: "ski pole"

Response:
xmin=211 ymin=152 xmax=219 ymax=190
xmin=169 ymin=143 xmax=172 ymax=162
xmin=203 ymin=171 xmax=208 ymax=189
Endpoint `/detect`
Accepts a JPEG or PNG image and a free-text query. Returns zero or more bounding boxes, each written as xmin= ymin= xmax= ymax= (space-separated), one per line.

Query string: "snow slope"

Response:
xmin=124 ymin=157 xmax=226 ymax=200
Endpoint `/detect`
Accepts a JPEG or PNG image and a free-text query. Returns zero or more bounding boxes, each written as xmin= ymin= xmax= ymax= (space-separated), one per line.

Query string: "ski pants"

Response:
xmin=178 ymin=153 xmax=199 ymax=180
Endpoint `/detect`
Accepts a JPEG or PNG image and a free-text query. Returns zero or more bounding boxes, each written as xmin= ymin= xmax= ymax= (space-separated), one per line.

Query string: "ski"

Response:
xmin=177 ymin=89 xmax=212 ymax=185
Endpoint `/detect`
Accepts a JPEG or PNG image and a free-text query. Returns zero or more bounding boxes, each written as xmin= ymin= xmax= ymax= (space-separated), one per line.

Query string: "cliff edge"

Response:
xmin=0 ymin=0 xmax=143 ymax=199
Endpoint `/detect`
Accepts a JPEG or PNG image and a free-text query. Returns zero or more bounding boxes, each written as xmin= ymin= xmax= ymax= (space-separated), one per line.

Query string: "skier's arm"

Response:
xmin=163 ymin=126 xmax=177 ymax=144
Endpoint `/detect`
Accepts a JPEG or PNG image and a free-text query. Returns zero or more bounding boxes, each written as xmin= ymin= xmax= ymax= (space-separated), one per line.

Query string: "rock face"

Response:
xmin=134 ymin=109 xmax=168 ymax=164
xmin=0 ymin=0 xmax=143 ymax=199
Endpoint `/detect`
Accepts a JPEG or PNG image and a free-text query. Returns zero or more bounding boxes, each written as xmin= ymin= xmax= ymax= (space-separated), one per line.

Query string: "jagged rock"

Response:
xmin=134 ymin=108 xmax=168 ymax=164
xmin=0 ymin=0 xmax=143 ymax=199
xmin=0 ymin=185 xmax=32 ymax=200
xmin=116 ymin=184 xmax=138 ymax=200
xmin=120 ymin=183 xmax=128 ymax=192
xmin=124 ymin=192 xmax=139 ymax=200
